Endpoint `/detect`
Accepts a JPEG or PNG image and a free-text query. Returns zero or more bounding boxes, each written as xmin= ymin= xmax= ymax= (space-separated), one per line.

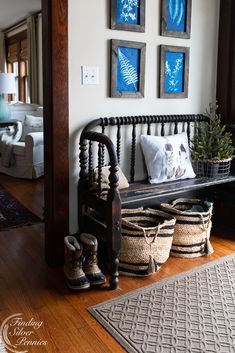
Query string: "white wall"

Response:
xmin=68 ymin=0 xmax=220 ymax=232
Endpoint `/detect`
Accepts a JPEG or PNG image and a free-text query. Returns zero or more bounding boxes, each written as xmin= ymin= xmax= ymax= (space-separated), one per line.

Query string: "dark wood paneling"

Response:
xmin=217 ymin=0 xmax=235 ymax=124
xmin=42 ymin=0 xmax=69 ymax=266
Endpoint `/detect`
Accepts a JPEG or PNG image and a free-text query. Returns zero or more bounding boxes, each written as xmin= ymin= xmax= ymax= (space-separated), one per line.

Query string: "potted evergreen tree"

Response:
xmin=191 ymin=102 xmax=235 ymax=178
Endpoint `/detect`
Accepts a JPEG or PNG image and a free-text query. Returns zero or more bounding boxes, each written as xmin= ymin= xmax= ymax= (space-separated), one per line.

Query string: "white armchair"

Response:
xmin=0 ymin=104 xmax=44 ymax=179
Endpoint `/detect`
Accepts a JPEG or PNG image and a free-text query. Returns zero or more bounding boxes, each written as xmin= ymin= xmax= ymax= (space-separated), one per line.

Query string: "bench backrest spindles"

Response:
xmin=147 ymin=121 xmax=151 ymax=135
xmin=91 ymin=114 xmax=207 ymax=184
xmin=101 ymin=120 xmax=106 ymax=166
xmin=97 ymin=143 xmax=103 ymax=195
xmin=130 ymin=120 xmax=136 ymax=183
xmin=116 ymin=121 xmax=121 ymax=164
xmin=174 ymin=121 xmax=178 ymax=134
xmin=161 ymin=119 xmax=165 ymax=136
xmin=187 ymin=119 xmax=191 ymax=143
xmin=88 ymin=140 xmax=93 ymax=188
xmin=96 ymin=120 xmax=106 ymax=195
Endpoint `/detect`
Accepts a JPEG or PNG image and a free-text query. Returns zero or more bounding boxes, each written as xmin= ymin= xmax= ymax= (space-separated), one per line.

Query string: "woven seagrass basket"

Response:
xmin=119 ymin=207 xmax=176 ymax=276
xmin=160 ymin=198 xmax=214 ymax=258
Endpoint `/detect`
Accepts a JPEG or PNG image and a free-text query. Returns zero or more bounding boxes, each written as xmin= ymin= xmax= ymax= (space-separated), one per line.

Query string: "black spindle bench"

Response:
xmin=78 ymin=114 xmax=235 ymax=289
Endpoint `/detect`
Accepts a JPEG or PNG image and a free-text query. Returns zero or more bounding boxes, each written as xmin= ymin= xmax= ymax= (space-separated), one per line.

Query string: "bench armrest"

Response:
xmin=82 ymin=130 xmax=118 ymax=166
xmin=79 ymin=130 xmax=119 ymax=194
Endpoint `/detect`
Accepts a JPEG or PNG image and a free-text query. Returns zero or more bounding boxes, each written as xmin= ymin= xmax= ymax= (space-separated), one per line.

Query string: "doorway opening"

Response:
xmin=0 ymin=0 xmax=69 ymax=267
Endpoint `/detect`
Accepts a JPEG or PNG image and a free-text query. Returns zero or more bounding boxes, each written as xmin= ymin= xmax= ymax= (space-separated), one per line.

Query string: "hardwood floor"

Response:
xmin=0 ymin=176 xmax=234 ymax=352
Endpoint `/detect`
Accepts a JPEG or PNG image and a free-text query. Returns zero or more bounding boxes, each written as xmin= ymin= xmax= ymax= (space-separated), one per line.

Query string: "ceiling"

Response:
xmin=0 ymin=0 xmax=41 ymax=30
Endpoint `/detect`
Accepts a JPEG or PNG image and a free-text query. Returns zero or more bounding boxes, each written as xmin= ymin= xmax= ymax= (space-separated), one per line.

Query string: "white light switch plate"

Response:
xmin=82 ymin=66 xmax=99 ymax=85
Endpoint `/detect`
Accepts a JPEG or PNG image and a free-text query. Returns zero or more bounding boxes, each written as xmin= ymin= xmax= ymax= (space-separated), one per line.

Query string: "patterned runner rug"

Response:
xmin=0 ymin=186 xmax=42 ymax=230
xmin=89 ymin=254 xmax=235 ymax=353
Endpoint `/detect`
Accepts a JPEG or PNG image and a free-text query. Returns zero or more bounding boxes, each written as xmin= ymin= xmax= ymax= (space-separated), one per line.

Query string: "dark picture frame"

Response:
xmin=111 ymin=39 xmax=146 ymax=98
xmin=110 ymin=0 xmax=145 ymax=32
xmin=159 ymin=45 xmax=190 ymax=98
xmin=161 ymin=0 xmax=191 ymax=39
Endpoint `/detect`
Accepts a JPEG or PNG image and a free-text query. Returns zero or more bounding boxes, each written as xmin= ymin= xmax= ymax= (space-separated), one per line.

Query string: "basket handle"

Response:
xmin=132 ymin=222 xmax=161 ymax=246
xmin=199 ymin=211 xmax=212 ymax=232
xmin=199 ymin=210 xmax=213 ymax=254
xmin=141 ymin=225 xmax=160 ymax=246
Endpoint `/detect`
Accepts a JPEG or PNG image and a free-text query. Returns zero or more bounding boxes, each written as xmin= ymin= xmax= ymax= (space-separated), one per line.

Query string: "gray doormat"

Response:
xmin=89 ymin=254 xmax=235 ymax=353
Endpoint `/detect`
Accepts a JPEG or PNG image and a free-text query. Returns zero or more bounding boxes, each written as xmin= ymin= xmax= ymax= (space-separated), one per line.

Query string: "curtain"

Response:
xmin=27 ymin=15 xmax=38 ymax=104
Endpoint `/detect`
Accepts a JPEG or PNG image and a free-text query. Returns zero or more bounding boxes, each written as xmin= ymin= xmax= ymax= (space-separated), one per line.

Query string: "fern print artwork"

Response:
xmin=167 ymin=0 xmax=186 ymax=32
xmin=117 ymin=47 xmax=140 ymax=92
xmin=164 ymin=51 xmax=184 ymax=93
xmin=117 ymin=0 xmax=139 ymax=25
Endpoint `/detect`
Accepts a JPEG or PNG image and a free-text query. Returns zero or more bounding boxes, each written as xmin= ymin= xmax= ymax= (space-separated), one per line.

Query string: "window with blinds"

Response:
xmin=6 ymin=30 xmax=29 ymax=103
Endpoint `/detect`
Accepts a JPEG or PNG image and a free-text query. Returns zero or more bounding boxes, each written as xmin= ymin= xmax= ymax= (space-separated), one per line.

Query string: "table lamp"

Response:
xmin=0 ymin=73 xmax=16 ymax=121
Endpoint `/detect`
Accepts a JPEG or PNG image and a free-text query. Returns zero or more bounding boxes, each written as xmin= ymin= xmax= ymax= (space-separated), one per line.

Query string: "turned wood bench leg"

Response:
xmin=107 ymin=218 xmax=121 ymax=290
xmin=109 ymin=250 xmax=119 ymax=290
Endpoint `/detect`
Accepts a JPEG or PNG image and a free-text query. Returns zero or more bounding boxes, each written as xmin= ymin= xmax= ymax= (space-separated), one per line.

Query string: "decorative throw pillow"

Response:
xmin=93 ymin=166 xmax=129 ymax=190
xmin=140 ymin=132 xmax=195 ymax=184
xmin=20 ymin=115 xmax=43 ymax=141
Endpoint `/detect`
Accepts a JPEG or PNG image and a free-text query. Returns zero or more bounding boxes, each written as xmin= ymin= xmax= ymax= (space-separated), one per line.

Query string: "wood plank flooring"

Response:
xmin=0 ymin=175 xmax=234 ymax=353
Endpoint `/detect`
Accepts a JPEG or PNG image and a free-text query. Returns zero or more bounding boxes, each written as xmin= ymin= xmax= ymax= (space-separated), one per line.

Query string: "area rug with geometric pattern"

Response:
xmin=89 ymin=254 xmax=235 ymax=353
xmin=0 ymin=186 xmax=41 ymax=230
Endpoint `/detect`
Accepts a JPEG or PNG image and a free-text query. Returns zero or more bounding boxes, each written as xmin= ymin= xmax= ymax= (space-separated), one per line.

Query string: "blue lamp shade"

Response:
xmin=0 ymin=73 xmax=16 ymax=121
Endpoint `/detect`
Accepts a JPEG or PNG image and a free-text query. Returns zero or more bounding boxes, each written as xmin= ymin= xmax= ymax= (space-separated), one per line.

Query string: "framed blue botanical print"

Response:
xmin=159 ymin=45 xmax=190 ymax=98
xmin=161 ymin=0 xmax=191 ymax=39
xmin=111 ymin=39 xmax=146 ymax=98
xmin=111 ymin=0 xmax=145 ymax=32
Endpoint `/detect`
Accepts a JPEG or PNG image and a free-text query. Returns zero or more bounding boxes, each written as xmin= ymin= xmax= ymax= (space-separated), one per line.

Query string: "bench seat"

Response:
xmin=120 ymin=175 xmax=235 ymax=205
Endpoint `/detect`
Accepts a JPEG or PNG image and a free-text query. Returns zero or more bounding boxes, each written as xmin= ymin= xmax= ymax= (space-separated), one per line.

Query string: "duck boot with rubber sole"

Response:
xmin=64 ymin=236 xmax=90 ymax=290
xmin=79 ymin=233 xmax=106 ymax=286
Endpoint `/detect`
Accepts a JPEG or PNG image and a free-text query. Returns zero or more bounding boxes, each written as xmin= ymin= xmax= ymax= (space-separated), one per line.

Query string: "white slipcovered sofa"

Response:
xmin=0 ymin=103 xmax=44 ymax=179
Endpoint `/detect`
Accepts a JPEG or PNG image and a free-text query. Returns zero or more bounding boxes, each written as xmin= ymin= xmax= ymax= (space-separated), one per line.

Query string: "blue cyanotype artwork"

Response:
xmin=166 ymin=0 xmax=186 ymax=32
xmin=164 ymin=51 xmax=185 ymax=93
xmin=117 ymin=47 xmax=140 ymax=92
xmin=116 ymin=0 xmax=139 ymax=25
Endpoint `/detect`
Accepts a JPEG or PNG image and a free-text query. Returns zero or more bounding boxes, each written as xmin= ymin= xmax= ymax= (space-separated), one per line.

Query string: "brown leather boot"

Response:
xmin=64 ymin=236 xmax=90 ymax=290
xmin=79 ymin=233 xmax=106 ymax=286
